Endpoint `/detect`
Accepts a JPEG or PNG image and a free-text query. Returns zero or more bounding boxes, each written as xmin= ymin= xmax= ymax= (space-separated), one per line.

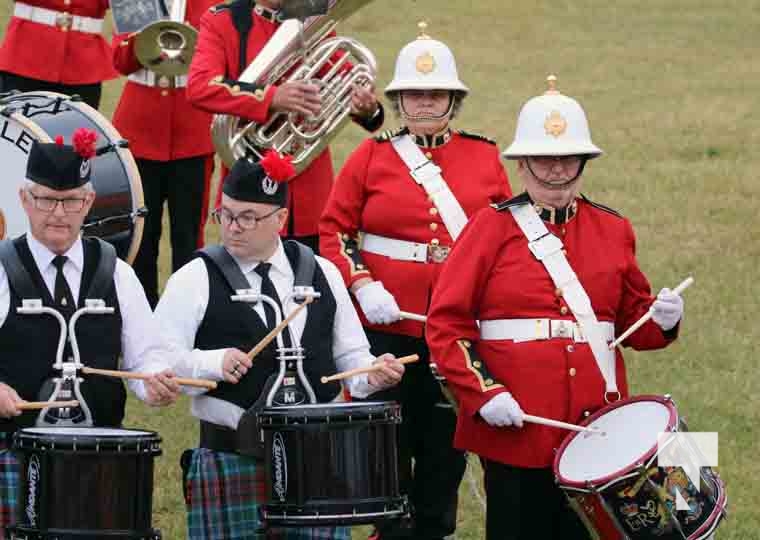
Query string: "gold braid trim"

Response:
xmin=209 ymin=75 xmax=269 ymax=102
xmin=337 ymin=232 xmax=371 ymax=278
xmin=457 ymin=339 xmax=504 ymax=393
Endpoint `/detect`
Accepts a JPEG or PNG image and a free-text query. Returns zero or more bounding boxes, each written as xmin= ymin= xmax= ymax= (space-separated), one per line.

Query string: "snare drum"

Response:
xmin=0 ymin=92 xmax=144 ymax=263
xmin=8 ymin=427 xmax=162 ymax=539
xmin=256 ymin=401 xmax=408 ymax=527
xmin=554 ymin=395 xmax=727 ymax=540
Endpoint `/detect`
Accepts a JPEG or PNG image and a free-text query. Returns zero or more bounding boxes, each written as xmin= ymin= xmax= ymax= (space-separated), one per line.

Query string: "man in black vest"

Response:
xmin=0 ymin=129 xmax=181 ymax=535
xmin=156 ymin=152 xmax=404 ymax=540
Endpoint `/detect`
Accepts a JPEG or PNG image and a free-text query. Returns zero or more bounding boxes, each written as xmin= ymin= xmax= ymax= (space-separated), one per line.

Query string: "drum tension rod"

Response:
xmin=96 ymin=139 xmax=130 ymax=156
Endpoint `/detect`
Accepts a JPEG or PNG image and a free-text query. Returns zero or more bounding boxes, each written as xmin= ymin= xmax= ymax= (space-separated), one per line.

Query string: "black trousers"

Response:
xmin=133 ymin=156 xmax=207 ymax=308
xmin=483 ymin=460 xmax=590 ymax=540
xmin=364 ymin=330 xmax=467 ymax=540
xmin=0 ymin=72 xmax=102 ymax=109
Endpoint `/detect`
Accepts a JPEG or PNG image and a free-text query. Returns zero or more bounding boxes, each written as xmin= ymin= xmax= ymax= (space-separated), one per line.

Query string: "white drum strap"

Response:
xmin=391 ymin=134 xmax=469 ymax=241
xmin=509 ymin=203 xmax=618 ymax=394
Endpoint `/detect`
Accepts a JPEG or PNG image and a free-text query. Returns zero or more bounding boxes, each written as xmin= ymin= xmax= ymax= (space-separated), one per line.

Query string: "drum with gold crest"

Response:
xmin=0 ymin=92 xmax=145 ymax=263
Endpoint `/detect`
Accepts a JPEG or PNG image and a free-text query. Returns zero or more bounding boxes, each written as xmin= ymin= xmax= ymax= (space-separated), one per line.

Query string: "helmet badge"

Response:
xmin=544 ymin=110 xmax=567 ymax=138
xmin=416 ymin=52 xmax=436 ymax=75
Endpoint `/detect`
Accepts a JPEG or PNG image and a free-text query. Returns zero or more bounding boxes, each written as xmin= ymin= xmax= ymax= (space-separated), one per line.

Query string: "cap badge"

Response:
xmin=79 ymin=159 xmax=91 ymax=179
xmin=262 ymin=176 xmax=279 ymax=195
xmin=544 ymin=110 xmax=567 ymax=138
xmin=416 ymin=52 xmax=436 ymax=74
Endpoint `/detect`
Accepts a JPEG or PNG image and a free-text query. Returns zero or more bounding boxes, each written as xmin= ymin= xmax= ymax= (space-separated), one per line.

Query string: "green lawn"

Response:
xmin=2 ymin=1 xmax=759 ymax=538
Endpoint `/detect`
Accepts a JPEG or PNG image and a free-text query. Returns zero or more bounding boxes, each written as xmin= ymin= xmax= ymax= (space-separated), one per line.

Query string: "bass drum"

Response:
xmin=0 ymin=91 xmax=144 ymax=263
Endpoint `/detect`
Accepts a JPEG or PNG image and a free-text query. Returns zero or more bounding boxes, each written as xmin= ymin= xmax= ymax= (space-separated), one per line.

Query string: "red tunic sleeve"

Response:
xmin=187 ymin=10 xmax=276 ymax=123
xmin=426 ymin=207 xmax=510 ymax=418
xmin=318 ymin=139 xmax=374 ymax=286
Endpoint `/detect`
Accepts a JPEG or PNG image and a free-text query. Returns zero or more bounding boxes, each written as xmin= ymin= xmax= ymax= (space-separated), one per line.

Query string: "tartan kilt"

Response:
xmin=0 ymin=435 xmax=19 ymax=540
xmin=182 ymin=448 xmax=351 ymax=540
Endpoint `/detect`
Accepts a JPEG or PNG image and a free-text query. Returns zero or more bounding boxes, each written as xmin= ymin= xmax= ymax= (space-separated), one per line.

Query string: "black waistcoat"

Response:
xmin=0 ymin=236 xmax=125 ymax=431
xmin=198 ymin=242 xmax=340 ymax=408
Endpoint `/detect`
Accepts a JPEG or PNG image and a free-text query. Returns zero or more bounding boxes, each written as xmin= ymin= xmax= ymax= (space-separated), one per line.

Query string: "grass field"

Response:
xmin=2 ymin=1 xmax=759 ymax=538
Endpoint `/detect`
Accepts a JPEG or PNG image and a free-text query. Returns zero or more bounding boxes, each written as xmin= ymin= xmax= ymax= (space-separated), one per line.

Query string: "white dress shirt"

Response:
xmin=155 ymin=240 xmax=378 ymax=429
xmin=0 ymin=234 xmax=174 ymax=401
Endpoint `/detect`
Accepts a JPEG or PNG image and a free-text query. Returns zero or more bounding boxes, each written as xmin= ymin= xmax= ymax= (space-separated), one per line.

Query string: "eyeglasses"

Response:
xmin=26 ymin=191 xmax=88 ymax=213
xmin=212 ymin=207 xmax=281 ymax=230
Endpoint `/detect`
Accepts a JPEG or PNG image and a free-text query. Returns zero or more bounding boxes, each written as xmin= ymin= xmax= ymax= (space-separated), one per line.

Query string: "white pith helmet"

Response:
xmin=384 ymin=22 xmax=469 ymax=96
xmin=502 ymin=75 xmax=603 ymax=159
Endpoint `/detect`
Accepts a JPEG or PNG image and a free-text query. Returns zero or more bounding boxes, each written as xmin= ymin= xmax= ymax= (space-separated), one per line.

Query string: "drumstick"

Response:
xmin=247 ymin=297 xmax=313 ymax=361
xmin=19 ymin=400 xmax=79 ymax=411
xmin=81 ymin=366 xmax=217 ymax=390
xmin=524 ymin=414 xmax=601 ymax=434
xmin=320 ymin=354 xmax=420 ymax=383
xmin=399 ymin=311 xmax=427 ymax=323
xmin=608 ymin=276 xmax=694 ymax=350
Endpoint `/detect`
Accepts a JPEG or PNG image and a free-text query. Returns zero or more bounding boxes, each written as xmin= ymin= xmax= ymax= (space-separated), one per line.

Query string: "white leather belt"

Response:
xmin=360 ymin=232 xmax=450 ymax=264
xmin=14 ymin=3 xmax=104 ymax=34
xmin=128 ymin=69 xmax=188 ymax=88
xmin=480 ymin=319 xmax=615 ymax=344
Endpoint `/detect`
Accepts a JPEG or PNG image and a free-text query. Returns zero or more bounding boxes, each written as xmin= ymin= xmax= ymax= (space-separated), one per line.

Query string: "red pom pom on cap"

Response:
xmin=72 ymin=128 xmax=98 ymax=159
xmin=54 ymin=135 xmax=65 ymax=146
xmin=259 ymin=150 xmax=296 ymax=182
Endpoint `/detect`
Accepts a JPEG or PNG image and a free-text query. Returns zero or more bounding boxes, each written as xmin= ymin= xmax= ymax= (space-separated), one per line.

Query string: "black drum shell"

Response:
xmin=9 ymin=427 xmax=161 ymax=539
xmin=256 ymin=401 xmax=408 ymax=526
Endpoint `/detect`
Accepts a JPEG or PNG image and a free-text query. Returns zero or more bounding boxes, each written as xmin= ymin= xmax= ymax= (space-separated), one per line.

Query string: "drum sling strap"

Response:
xmin=391 ymin=133 xmax=469 ymax=240
xmin=198 ymin=241 xmax=317 ymax=456
xmin=508 ymin=203 xmax=619 ymax=397
xmin=0 ymin=237 xmax=116 ymax=304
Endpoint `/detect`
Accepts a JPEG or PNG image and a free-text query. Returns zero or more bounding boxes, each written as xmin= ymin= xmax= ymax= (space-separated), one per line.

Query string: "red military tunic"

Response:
xmin=425 ymin=194 xmax=678 ymax=468
xmin=111 ymin=0 xmax=217 ymax=161
xmin=0 ymin=0 xmax=117 ymax=84
xmin=319 ymin=127 xmax=512 ymax=337
xmin=187 ymin=3 xmax=379 ymax=236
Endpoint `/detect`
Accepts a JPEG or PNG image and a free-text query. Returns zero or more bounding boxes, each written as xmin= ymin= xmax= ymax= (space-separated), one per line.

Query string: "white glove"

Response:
xmin=354 ymin=281 xmax=401 ymax=325
xmin=479 ymin=392 xmax=524 ymax=428
xmin=651 ymin=287 xmax=683 ymax=331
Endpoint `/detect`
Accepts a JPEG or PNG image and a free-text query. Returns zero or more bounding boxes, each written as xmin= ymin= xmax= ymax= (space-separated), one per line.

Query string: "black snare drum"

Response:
xmin=256 ymin=401 xmax=408 ymax=526
xmin=0 ymin=92 xmax=144 ymax=263
xmin=8 ymin=427 xmax=162 ymax=539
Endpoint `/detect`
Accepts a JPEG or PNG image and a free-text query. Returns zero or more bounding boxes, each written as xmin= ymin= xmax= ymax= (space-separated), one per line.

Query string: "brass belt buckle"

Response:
xmin=428 ymin=243 xmax=450 ymax=263
xmin=56 ymin=12 xmax=73 ymax=31
xmin=551 ymin=319 xmax=574 ymax=339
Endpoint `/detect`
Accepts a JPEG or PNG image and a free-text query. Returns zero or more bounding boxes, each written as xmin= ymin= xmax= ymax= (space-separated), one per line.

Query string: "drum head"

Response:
xmin=0 ymin=92 xmax=144 ymax=263
xmin=555 ymin=396 xmax=677 ymax=487
xmin=258 ymin=401 xmax=402 ymax=424
xmin=16 ymin=426 xmax=161 ymax=451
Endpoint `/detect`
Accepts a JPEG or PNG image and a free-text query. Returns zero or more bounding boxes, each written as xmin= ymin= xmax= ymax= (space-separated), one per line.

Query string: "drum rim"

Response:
xmin=553 ymin=394 xmax=678 ymax=488
xmin=0 ymin=91 xmax=145 ymax=264
xmin=62 ymin=94 xmax=145 ymax=265
xmin=16 ymin=426 xmax=161 ymax=445
xmin=257 ymin=401 xmax=402 ymax=424
xmin=261 ymin=401 xmax=397 ymax=411
xmin=691 ymin=478 xmax=728 ymax=538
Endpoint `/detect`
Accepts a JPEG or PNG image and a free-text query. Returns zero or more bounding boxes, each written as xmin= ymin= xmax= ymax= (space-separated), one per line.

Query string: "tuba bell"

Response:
xmin=134 ymin=0 xmax=198 ymax=77
xmin=211 ymin=0 xmax=378 ymax=173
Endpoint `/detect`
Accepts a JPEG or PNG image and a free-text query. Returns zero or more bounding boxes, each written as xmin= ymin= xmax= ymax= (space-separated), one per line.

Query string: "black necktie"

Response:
xmin=52 ymin=255 xmax=75 ymax=316
xmin=254 ymin=262 xmax=292 ymax=348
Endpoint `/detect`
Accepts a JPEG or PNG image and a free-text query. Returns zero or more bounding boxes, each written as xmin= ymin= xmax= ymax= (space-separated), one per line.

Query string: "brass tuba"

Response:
xmin=134 ymin=0 xmax=198 ymax=77
xmin=211 ymin=0 xmax=377 ymax=173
